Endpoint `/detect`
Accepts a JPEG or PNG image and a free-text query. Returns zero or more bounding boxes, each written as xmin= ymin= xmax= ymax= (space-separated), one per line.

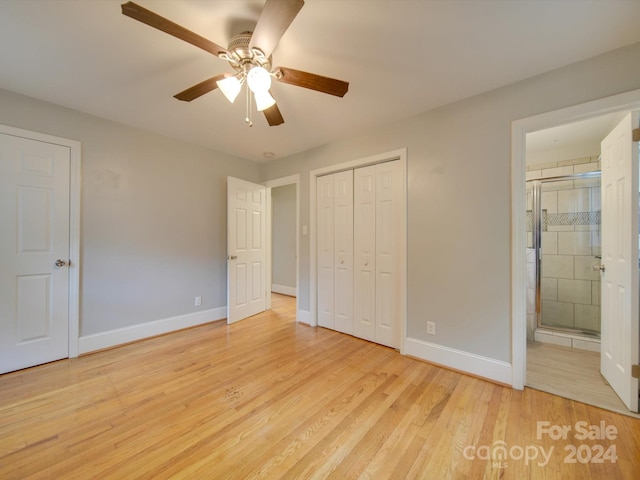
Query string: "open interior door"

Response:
xmin=0 ymin=133 xmax=71 ymax=373
xmin=227 ymin=177 xmax=267 ymax=324
xmin=600 ymin=111 xmax=640 ymax=412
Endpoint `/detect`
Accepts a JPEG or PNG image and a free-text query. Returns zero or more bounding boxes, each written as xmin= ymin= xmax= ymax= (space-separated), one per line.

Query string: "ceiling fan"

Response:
xmin=121 ymin=0 xmax=349 ymax=127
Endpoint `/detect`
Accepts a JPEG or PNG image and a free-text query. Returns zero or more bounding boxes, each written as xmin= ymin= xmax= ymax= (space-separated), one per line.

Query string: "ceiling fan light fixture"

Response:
xmin=121 ymin=1 xmax=349 ymax=126
xmin=217 ymin=75 xmax=242 ymax=103
xmin=247 ymin=66 xmax=272 ymax=93
xmin=254 ymin=90 xmax=276 ymax=111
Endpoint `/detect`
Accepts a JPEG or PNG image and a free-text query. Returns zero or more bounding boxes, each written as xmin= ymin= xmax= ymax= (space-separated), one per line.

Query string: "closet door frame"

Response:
xmin=309 ymin=148 xmax=407 ymax=353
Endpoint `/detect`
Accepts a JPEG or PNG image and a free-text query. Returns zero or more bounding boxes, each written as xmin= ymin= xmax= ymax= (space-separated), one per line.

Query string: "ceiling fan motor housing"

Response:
xmin=222 ymin=32 xmax=272 ymax=73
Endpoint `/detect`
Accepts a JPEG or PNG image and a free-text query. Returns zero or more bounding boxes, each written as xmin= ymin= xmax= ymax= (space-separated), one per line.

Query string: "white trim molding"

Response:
xmin=0 ymin=124 xmax=81 ymax=359
xmin=272 ymin=284 xmax=296 ymax=296
xmin=297 ymin=309 xmax=312 ymax=325
xmin=79 ymin=307 xmax=226 ymax=354
xmin=405 ymin=337 xmax=513 ymax=385
xmin=511 ymin=88 xmax=640 ymax=390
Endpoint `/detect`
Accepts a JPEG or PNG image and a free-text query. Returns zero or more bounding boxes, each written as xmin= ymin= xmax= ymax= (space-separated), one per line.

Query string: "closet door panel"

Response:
xmin=317 ymin=175 xmax=334 ymax=329
xmin=375 ymin=161 xmax=402 ymax=348
xmin=333 ymin=170 xmax=354 ymax=334
xmin=354 ymin=165 xmax=376 ymax=341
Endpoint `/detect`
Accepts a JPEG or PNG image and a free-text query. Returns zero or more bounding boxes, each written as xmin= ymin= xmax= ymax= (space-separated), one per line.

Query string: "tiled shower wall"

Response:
xmin=526 ymin=155 xmax=601 ymax=338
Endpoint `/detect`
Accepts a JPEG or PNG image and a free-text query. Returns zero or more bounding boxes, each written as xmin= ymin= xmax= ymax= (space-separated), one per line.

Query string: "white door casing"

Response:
xmin=0 ymin=133 xmax=71 ymax=373
xmin=600 ymin=112 xmax=639 ymax=412
xmin=227 ymin=177 xmax=267 ymax=324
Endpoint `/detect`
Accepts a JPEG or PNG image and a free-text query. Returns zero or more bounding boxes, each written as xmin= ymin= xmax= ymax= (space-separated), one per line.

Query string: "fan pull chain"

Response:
xmin=245 ymin=86 xmax=253 ymax=127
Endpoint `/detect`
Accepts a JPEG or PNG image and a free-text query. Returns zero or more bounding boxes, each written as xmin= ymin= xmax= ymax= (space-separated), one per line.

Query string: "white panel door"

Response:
xmin=374 ymin=161 xmax=402 ymax=348
xmin=227 ymin=177 xmax=267 ymax=324
xmin=354 ymin=165 xmax=376 ymax=342
xmin=317 ymin=174 xmax=334 ymax=329
xmin=0 ymin=133 xmax=70 ymax=373
xmin=333 ymin=170 xmax=353 ymax=334
xmin=600 ymin=112 xmax=639 ymax=412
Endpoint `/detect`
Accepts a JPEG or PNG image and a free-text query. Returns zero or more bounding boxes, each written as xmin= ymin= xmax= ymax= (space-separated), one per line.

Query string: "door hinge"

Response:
xmin=633 ymin=128 xmax=640 ymax=142
xmin=632 ymin=364 xmax=640 ymax=379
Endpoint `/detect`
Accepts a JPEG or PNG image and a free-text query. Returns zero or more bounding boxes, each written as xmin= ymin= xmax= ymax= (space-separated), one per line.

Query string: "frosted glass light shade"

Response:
xmin=247 ymin=66 xmax=272 ymax=93
xmin=254 ymin=90 xmax=276 ymax=111
xmin=217 ymin=75 xmax=242 ymax=103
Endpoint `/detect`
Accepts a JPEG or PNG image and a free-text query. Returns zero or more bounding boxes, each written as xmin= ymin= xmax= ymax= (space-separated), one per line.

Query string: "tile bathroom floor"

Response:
xmin=527 ymin=340 xmax=640 ymax=418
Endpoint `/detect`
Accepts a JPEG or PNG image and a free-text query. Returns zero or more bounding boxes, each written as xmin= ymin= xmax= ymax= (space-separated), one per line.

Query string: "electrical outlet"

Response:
xmin=426 ymin=321 xmax=436 ymax=336
xmin=195 ymin=296 xmax=202 ymax=307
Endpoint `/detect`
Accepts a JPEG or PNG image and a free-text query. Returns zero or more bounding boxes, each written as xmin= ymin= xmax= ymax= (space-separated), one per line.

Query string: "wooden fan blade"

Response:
xmin=121 ymin=2 xmax=228 ymax=57
xmin=276 ymin=66 xmax=349 ymax=97
xmin=263 ymin=101 xmax=284 ymax=126
xmin=249 ymin=0 xmax=304 ymax=58
xmin=174 ymin=74 xmax=228 ymax=102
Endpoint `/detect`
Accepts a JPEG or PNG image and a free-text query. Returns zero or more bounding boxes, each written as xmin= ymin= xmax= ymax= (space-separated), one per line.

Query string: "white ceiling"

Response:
xmin=526 ymin=112 xmax=627 ymax=166
xmin=2 ymin=0 xmax=640 ymax=163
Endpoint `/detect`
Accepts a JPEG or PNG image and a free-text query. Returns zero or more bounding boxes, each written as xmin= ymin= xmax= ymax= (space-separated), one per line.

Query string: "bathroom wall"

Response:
xmin=526 ymin=156 xmax=601 ymax=335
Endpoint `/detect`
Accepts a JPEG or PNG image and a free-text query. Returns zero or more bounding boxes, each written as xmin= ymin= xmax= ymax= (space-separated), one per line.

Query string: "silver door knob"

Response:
xmin=55 ymin=259 xmax=67 ymax=267
xmin=227 ymin=255 xmax=237 ymax=260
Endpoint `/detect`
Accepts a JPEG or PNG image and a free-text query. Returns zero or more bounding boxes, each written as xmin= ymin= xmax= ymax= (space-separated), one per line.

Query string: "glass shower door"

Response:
xmin=536 ymin=173 xmax=601 ymax=336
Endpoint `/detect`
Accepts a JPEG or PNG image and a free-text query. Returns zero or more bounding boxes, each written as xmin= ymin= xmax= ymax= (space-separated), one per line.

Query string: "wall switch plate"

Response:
xmin=195 ymin=296 xmax=202 ymax=307
xmin=426 ymin=321 xmax=436 ymax=336
xmin=302 ymin=225 xmax=308 ymax=235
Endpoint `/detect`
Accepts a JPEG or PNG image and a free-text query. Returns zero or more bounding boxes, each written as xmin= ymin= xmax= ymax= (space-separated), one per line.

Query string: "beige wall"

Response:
xmin=262 ymin=42 xmax=640 ymax=363
xmin=0 ymin=88 xmax=260 ymax=336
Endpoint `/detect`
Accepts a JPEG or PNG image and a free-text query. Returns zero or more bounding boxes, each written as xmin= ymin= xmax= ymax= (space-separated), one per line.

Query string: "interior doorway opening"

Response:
xmin=515 ymin=105 xmax=640 ymax=416
xmin=264 ymin=175 xmax=300 ymax=317
xmin=270 ymin=183 xmax=298 ymax=296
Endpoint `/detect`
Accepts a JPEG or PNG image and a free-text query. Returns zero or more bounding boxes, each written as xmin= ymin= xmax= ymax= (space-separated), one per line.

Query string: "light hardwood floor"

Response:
xmin=527 ymin=341 xmax=640 ymax=419
xmin=1 ymin=294 xmax=639 ymax=479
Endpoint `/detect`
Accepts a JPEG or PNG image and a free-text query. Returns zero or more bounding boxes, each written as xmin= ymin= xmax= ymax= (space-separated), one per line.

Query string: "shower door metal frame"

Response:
xmin=529 ymin=171 xmax=601 ymax=337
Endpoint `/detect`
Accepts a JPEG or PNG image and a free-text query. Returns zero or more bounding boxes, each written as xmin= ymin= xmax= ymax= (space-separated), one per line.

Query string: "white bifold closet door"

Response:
xmin=354 ymin=161 xmax=402 ymax=348
xmin=317 ymin=160 xmax=402 ymax=348
xmin=317 ymin=170 xmax=353 ymax=333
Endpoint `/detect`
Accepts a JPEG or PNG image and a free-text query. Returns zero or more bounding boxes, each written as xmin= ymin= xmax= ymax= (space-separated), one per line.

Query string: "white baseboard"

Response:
xmin=404 ymin=336 xmax=512 ymax=386
xmin=79 ymin=307 xmax=226 ymax=354
xmin=297 ymin=309 xmax=312 ymax=325
xmin=272 ymin=284 xmax=297 ymax=296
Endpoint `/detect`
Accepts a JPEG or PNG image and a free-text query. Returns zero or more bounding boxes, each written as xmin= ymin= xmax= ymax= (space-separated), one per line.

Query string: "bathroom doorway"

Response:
xmin=522 ymin=112 xmax=639 ymax=416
